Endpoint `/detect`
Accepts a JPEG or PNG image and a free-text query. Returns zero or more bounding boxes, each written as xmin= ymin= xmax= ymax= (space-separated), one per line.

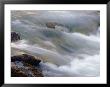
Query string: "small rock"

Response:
xmin=46 ymin=22 xmax=57 ymax=28
xmin=11 ymin=32 xmax=20 ymax=42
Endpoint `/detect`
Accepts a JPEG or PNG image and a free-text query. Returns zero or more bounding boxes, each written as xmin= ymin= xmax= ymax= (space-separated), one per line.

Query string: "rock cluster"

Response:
xmin=11 ymin=31 xmax=44 ymax=77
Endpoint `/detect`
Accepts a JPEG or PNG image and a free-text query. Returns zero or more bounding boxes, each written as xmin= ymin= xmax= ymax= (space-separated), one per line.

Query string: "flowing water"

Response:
xmin=11 ymin=10 xmax=100 ymax=77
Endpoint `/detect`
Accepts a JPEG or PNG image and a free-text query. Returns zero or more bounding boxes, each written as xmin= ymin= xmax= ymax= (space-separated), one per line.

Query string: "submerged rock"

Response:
xmin=11 ymin=32 xmax=20 ymax=42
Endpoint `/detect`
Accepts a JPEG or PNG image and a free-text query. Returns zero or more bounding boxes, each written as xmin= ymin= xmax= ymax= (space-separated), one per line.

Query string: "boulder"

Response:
xmin=11 ymin=32 xmax=20 ymax=42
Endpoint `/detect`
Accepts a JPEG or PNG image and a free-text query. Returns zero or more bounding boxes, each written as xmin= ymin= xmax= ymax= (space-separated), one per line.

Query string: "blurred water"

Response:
xmin=11 ymin=10 xmax=100 ymax=77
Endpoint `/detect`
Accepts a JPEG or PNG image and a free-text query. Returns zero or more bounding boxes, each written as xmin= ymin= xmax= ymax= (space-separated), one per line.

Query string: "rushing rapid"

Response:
xmin=11 ymin=10 xmax=100 ymax=77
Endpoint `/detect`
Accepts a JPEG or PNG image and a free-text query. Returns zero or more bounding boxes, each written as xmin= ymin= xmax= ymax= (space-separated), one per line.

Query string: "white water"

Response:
xmin=11 ymin=10 xmax=100 ymax=77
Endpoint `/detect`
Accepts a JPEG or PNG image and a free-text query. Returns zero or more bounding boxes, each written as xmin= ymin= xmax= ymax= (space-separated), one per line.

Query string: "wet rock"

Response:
xmin=11 ymin=32 xmax=20 ymax=42
xmin=11 ymin=66 xmax=27 ymax=77
xmin=46 ymin=22 xmax=57 ymax=28
xmin=11 ymin=61 xmax=43 ymax=77
xmin=11 ymin=54 xmax=41 ymax=66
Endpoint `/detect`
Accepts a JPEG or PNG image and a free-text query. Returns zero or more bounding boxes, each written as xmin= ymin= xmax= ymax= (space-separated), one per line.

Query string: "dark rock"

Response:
xmin=11 ymin=54 xmax=41 ymax=66
xmin=46 ymin=22 xmax=57 ymax=28
xmin=11 ymin=61 xmax=44 ymax=77
xmin=11 ymin=66 xmax=27 ymax=77
xmin=11 ymin=32 xmax=20 ymax=42
xmin=46 ymin=22 xmax=64 ymax=29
